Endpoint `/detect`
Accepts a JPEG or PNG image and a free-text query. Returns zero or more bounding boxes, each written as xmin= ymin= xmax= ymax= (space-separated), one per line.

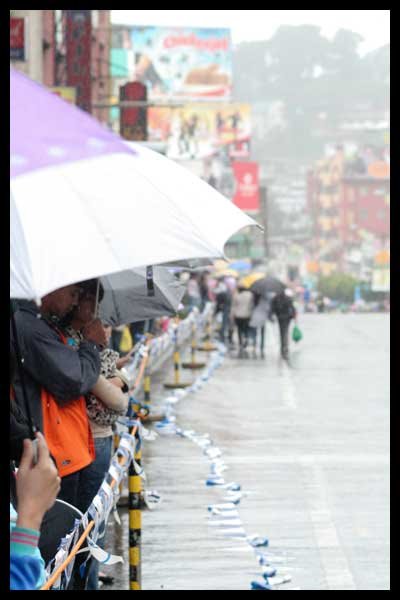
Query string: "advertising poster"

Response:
xmin=131 ymin=26 xmax=232 ymax=99
xmin=372 ymin=268 xmax=390 ymax=292
xmin=148 ymin=103 xmax=251 ymax=160
xmin=10 ymin=17 xmax=26 ymax=61
xmin=232 ymin=162 xmax=260 ymax=213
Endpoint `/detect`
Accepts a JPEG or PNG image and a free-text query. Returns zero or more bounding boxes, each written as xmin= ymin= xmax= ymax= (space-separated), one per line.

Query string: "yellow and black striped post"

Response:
xmin=129 ymin=430 xmax=142 ymax=590
xmin=196 ymin=311 xmax=217 ymax=352
xmin=164 ymin=329 xmax=191 ymax=389
xmin=182 ymin=322 xmax=206 ymax=369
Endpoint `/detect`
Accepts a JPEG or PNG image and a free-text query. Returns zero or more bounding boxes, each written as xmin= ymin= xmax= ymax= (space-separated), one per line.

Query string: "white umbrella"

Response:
xmin=10 ymin=69 xmax=258 ymax=301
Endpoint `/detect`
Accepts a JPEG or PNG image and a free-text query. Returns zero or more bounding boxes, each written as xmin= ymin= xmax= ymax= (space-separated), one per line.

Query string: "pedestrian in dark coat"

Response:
xmin=10 ymin=285 xmax=106 ymax=508
xmin=269 ymin=289 xmax=297 ymax=361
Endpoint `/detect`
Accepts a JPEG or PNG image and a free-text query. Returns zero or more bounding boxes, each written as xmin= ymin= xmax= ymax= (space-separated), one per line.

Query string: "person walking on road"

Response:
xmin=269 ymin=288 xmax=297 ymax=362
xmin=249 ymin=293 xmax=271 ymax=358
xmin=231 ymin=285 xmax=255 ymax=357
xmin=214 ymin=277 xmax=232 ymax=344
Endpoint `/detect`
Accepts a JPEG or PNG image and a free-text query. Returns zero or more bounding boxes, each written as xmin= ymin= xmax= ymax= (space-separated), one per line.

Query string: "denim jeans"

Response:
xmin=79 ymin=436 xmax=113 ymax=590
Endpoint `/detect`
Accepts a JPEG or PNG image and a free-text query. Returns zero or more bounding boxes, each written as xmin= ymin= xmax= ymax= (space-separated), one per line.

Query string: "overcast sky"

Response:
xmin=111 ymin=10 xmax=390 ymax=56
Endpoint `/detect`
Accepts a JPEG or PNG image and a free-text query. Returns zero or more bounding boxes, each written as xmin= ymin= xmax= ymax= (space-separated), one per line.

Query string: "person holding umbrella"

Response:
xmin=268 ymin=288 xmax=297 ymax=363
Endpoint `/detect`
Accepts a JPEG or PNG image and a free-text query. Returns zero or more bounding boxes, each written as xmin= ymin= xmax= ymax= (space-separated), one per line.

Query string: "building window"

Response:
xmin=360 ymin=208 xmax=368 ymax=221
xmin=378 ymin=210 xmax=386 ymax=220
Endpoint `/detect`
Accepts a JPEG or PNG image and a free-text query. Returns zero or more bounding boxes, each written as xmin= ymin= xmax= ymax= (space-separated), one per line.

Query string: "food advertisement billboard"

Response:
xmin=131 ymin=26 xmax=232 ymax=99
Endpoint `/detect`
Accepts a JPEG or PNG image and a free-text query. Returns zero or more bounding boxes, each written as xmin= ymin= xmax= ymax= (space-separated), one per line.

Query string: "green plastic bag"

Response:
xmin=292 ymin=324 xmax=303 ymax=343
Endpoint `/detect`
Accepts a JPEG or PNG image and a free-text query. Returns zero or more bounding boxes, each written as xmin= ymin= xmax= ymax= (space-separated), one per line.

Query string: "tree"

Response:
xmin=317 ymin=272 xmax=359 ymax=302
xmin=233 ymin=26 xmax=389 ymax=160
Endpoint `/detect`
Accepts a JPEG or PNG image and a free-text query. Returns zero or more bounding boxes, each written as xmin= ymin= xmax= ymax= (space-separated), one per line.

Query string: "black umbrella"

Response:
xmin=250 ymin=276 xmax=285 ymax=298
xmin=97 ymin=266 xmax=186 ymax=326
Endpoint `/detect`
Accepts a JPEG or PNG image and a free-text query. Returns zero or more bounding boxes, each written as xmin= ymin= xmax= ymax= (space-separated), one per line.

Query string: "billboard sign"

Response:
xmin=148 ymin=103 xmax=251 ymax=160
xmin=371 ymin=268 xmax=390 ymax=292
xmin=232 ymin=162 xmax=260 ymax=213
xmin=131 ymin=26 xmax=232 ymax=99
xmin=10 ymin=17 xmax=26 ymax=61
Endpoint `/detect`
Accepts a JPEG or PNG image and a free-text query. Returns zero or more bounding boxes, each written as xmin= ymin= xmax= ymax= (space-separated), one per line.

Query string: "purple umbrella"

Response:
xmin=10 ymin=68 xmax=257 ymax=302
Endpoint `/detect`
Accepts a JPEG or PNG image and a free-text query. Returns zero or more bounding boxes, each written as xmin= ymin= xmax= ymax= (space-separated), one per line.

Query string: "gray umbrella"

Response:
xmin=250 ymin=276 xmax=285 ymax=298
xmin=98 ymin=266 xmax=186 ymax=326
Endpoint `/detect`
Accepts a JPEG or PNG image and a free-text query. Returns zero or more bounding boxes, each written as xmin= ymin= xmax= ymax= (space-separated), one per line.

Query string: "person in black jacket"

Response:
xmin=269 ymin=289 xmax=297 ymax=362
xmin=10 ymin=284 xmax=106 ymax=508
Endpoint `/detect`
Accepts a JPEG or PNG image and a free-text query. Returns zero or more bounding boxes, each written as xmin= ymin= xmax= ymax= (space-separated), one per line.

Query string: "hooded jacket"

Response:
xmin=10 ymin=301 xmax=101 ymax=476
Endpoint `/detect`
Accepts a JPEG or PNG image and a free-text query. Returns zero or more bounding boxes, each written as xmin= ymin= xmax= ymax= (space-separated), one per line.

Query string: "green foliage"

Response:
xmin=233 ymin=26 xmax=389 ymax=159
xmin=317 ymin=272 xmax=359 ymax=302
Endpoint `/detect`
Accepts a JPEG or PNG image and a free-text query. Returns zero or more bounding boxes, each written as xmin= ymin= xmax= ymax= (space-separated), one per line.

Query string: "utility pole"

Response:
xmin=259 ymin=184 xmax=269 ymax=259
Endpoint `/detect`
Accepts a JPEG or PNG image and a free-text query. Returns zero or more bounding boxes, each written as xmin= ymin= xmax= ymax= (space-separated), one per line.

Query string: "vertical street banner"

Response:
xmin=232 ymin=162 xmax=260 ymax=213
xmin=65 ymin=10 xmax=92 ymax=112
xmin=130 ymin=26 xmax=232 ymax=99
xmin=10 ymin=17 xmax=26 ymax=61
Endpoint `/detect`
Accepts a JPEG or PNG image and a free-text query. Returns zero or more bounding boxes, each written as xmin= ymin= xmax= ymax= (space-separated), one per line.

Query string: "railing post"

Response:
xmin=182 ymin=321 xmax=206 ymax=369
xmin=164 ymin=325 xmax=191 ymax=389
xmin=196 ymin=307 xmax=217 ymax=352
xmin=129 ymin=428 xmax=142 ymax=590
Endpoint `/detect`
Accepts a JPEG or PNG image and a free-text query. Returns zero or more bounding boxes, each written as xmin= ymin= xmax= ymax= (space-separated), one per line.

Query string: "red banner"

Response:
xmin=232 ymin=162 xmax=259 ymax=212
xmin=10 ymin=18 xmax=25 ymax=61
xmin=65 ymin=10 xmax=91 ymax=112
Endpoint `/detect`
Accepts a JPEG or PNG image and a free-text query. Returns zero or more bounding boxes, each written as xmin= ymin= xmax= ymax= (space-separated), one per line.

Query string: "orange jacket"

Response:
xmin=40 ymin=330 xmax=95 ymax=478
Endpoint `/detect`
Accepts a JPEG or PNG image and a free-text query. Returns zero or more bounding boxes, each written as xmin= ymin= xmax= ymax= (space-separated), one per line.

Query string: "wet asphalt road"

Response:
xmin=103 ymin=313 xmax=389 ymax=591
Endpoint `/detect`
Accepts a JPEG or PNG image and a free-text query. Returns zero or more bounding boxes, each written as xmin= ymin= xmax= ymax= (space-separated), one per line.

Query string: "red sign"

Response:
xmin=232 ymin=162 xmax=259 ymax=213
xmin=10 ymin=18 xmax=25 ymax=61
xmin=65 ymin=10 xmax=92 ymax=112
xmin=120 ymin=82 xmax=148 ymax=141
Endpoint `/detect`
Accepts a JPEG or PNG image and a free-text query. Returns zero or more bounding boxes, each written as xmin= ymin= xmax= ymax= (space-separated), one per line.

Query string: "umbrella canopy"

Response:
xmin=239 ymin=272 xmax=265 ymax=289
xmin=228 ymin=260 xmax=252 ymax=272
xmin=213 ymin=259 xmax=229 ymax=271
xmin=98 ymin=266 xmax=186 ymax=326
xmin=250 ymin=276 xmax=285 ymax=297
xmin=213 ymin=268 xmax=239 ymax=279
xmin=10 ymin=69 xmax=258 ymax=301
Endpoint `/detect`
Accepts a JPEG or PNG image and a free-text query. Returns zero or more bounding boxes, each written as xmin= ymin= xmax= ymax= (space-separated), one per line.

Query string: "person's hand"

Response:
xmin=16 ymin=432 xmax=61 ymax=531
xmin=82 ymin=318 xmax=108 ymax=348
xmin=116 ymin=351 xmax=134 ymax=369
xmin=108 ymin=376 xmax=124 ymax=389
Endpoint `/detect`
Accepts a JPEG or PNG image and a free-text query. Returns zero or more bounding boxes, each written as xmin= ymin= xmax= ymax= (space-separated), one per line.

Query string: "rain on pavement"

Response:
xmin=103 ymin=313 xmax=389 ymax=591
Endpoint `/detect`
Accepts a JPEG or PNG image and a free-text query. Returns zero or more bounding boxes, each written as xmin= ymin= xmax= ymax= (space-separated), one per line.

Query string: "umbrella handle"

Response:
xmin=94 ymin=279 xmax=100 ymax=319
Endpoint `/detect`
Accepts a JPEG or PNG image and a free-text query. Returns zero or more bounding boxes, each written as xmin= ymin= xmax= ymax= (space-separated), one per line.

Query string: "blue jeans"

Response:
xmin=79 ymin=436 xmax=113 ymax=590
